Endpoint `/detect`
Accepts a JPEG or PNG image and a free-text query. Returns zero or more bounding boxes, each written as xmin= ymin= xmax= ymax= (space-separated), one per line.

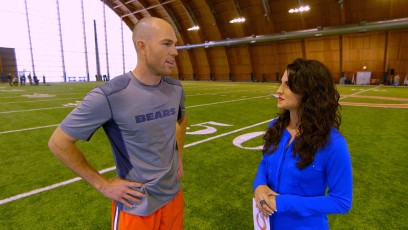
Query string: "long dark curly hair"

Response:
xmin=262 ymin=58 xmax=341 ymax=169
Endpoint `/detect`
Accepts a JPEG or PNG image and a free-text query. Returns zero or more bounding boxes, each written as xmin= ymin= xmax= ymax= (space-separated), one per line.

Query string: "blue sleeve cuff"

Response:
xmin=276 ymin=195 xmax=293 ymax=213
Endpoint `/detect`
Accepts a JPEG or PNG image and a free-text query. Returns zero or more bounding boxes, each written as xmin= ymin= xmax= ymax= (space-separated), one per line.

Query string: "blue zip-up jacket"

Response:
xmin=253 ymin=120 xmax=352 ymax=230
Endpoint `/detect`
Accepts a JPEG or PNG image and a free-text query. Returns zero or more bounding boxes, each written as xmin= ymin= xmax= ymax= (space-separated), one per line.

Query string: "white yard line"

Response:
xmin=0 ymin=124 xmax=59 ymax=134
xmin=188 ymin=89 xmax=252 ymax=97
xmin=187 ymin=95 xmax=269 ymax=108
xmin=0 ymin=98 xmax=79 ymax=104
xmin=0 ymin=167 xmax=116 ymax=205
xmin=340 ymin=86 xmax=381 ymax=100
xmin=0 ymin=107 xmax=69 ymax=114
xmin=0 ymin=95 xmax=269 ymax=134
xmin=0 ymin=119 xmax=272 ymax=205
xmin=0 ymin=95 xmax=268 ymax=113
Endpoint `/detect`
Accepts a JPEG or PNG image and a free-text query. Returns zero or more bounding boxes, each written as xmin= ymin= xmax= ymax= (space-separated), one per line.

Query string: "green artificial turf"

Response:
xmin=0 ymin=82 xmax=407 ymax=229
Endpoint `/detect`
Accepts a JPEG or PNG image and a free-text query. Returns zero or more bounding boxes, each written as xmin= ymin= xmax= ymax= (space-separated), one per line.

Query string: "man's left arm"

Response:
xmin=176 ymin=114 xmax=187 ymax=180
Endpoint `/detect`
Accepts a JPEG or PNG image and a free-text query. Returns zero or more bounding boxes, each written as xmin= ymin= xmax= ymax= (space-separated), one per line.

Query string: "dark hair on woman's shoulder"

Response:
xmin=262 ymin=58 xmax=342 ymax=169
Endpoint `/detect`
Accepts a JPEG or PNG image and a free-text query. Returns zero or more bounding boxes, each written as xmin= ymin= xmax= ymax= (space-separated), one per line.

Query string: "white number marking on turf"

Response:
xmin=233 ymin=131 xmax=265 ymax=150
xmin=187 ymin=121 xmax=233 ymax=135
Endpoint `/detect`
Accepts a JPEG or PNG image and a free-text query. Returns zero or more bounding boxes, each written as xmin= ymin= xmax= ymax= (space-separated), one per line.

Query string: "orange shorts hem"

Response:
xmin=112 ymin=189 xmax=184 ymax=230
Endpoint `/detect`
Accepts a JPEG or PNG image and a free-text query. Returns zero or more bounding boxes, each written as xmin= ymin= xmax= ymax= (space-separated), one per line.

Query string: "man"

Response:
xmin=8 ymin=73 xmax=12 ymax=86
xmin=48 ymin=17 xmax=187 ymax=229
xmin=394 ymin=74 xmax=400 ymax=87
xmin=20 ymin=74 xmax=26 ymax=86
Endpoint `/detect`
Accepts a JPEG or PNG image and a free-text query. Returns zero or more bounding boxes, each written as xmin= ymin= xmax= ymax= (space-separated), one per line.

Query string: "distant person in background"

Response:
xmin=339 ymin=75 xmax=346 ymax=84
xmin=8 ymin=73 xmax=12 ymax=86
xmin=12 ymin=75 xmax=18 ymax=86
xmin=20 ymin=74 xmax=26 ymax=86
xmin=394 ymin=74 xmax=400 ymax=87
xmin=43 ymin=75 xmax=46 ymax=85
xmin=28 ymin=74 xmax=33 ymax=85
xmin=48 ymin=17 xmax=187 ymax=230
xmin=253 ymin=58 xmax=353 ymax=230
xmin=33 ymin=75 xmax=39 ymax=85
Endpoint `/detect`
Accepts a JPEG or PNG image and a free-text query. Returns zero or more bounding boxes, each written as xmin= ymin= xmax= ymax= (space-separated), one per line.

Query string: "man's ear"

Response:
xmin=136 ymin=40 xmax=146 ymax=54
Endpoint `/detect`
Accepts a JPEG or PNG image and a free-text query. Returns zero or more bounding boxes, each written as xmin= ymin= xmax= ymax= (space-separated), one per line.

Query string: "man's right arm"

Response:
xmin=48 ymin=126 xmax=145 ymax=207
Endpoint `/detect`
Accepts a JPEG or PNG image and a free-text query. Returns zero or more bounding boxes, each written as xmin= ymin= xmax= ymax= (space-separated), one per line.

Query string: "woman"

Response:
xmin=253 ymin=58 xmax=352 ymax=230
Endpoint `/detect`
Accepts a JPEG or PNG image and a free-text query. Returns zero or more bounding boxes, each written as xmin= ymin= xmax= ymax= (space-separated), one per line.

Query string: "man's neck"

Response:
xmin=132 ymin=69 xmax=162 ymax=86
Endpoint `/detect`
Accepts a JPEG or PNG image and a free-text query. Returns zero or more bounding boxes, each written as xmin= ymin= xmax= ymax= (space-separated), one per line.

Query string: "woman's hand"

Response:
xmin=254 ymin=185 xmax=279 ymax=216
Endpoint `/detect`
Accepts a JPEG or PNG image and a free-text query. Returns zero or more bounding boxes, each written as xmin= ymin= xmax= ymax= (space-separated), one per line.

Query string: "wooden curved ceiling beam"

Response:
xmin=102 ymin=0 xmax=408 ymax=82
xmin=182 ymin=0 xmax=232 ymax=80
xmin=175 ymin=0 xmax=210 ymax=80
xmin=105 ymin=0 xmax=408 ymax=42
xmin=157 ymin=1 xmax=191 ymax=78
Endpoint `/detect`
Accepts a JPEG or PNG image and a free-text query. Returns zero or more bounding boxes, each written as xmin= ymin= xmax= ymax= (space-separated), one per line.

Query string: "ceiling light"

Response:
xmin=187 ymin=26 xmax=199 ymax=31
xmin=230 ymin=17 xmax=246 ymax=23
xmin=288 ymin=5 xmax=310 ymax=13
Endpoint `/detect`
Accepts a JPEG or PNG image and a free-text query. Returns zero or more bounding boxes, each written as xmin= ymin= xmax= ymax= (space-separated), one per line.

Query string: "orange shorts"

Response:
xmin=112 ymin=189 xmax=184 ymax=230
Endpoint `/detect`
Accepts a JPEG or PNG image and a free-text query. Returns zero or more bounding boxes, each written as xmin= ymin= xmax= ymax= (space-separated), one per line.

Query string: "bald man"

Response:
xmin=48 ymin=17 xmax=187 ymax=229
